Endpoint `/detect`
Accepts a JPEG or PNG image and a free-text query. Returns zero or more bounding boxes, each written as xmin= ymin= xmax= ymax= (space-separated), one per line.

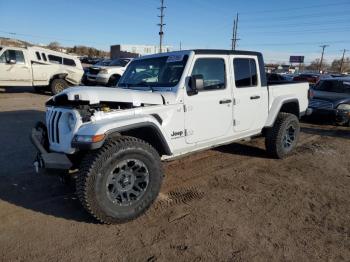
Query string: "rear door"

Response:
xmin=231 ymin=56 xmax=268 ymax=133
xmin=184 ymin=55 xmax=234 ymax=144
xmin=0 ymin=49 xmax=32 ymax=86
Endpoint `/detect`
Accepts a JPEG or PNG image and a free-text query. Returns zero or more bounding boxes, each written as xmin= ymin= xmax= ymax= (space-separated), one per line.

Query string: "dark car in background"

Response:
xmin=293 ymin=73 xmax=322 ymax=85
xmin=267 ymin=73 xmax=294 ymax=85
xmin=307 ymin=77 xmax=350 ymax=126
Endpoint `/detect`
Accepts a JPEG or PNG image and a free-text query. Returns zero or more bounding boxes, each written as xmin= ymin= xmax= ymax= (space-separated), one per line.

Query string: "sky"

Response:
xmin=1 ymin=0 xmax=350 ymax=64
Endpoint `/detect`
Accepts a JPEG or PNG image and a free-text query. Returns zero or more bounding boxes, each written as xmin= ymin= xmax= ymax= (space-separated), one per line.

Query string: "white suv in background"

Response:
xmin=86 ymin=58 xmax=132 ymax=86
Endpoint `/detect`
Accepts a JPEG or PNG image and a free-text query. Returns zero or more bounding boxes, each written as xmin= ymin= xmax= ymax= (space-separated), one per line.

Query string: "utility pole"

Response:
xmin=231 ymin=18 xmax=236 ymax=50
xmin=231 ymin=13 xmax=240 ymax=50
xmin=179 ymin=41 xmax=182 ymax=51
xmin=340 ymin=49 xmax=348 ymax=73
xmin=319 ymin=44 xmax=329 ymax=73
xmin=158 ymin=0 xmax=166 ymax=53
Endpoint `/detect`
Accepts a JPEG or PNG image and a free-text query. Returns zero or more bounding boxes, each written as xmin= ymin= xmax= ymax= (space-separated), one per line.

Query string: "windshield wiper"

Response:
xmin=134 ymin=82 xmax=155 ymax=92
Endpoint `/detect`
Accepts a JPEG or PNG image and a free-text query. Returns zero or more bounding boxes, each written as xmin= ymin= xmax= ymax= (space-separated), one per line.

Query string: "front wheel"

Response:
xmin=265 ymin=112 xmax=300 ymax=159
xmin=107 ymin=75 xmax=121 ymax=87
xmin=76 ymin=136 xmax=163 ymax=224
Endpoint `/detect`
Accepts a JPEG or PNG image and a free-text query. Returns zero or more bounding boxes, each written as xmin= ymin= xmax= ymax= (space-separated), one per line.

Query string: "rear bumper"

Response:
xmin=31 ymin=122 xmax=72 ymax=174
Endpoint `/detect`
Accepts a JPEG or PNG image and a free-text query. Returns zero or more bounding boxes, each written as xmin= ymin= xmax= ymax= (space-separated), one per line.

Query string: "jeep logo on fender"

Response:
xmin=171 ymin=130 xmax=184 ymax=139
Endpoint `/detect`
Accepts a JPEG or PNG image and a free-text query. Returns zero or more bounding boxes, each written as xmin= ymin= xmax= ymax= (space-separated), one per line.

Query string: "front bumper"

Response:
xmin=86 ymin=73 xmax=109 ymax=84
xmin=30 ymin=122 xmax=72 ymax=174
xmin=307 ymin=107 xmax=350 ymax=124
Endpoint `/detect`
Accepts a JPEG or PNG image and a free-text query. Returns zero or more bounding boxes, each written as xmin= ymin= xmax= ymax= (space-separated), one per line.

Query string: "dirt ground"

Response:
xmin=0 ymin=86 xmax=349 ymax=262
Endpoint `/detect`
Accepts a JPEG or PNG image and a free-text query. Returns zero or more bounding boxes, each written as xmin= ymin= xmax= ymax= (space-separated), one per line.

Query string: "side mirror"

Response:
xmin=188 ymin=74 xmax=204 ymax=96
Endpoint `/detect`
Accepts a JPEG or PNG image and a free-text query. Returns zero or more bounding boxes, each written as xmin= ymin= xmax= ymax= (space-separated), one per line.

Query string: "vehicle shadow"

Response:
xmin=215 ymin=141 xmax=269 ymax=159
xmin=301 ymin=118 xmax=350 ymax=139
xmin=301 ymin=126 xmax=350 ymax=139
xmin=0 ymin=86 xmax=35 ymax=94
xmin=0 ymin=110 xmax=94 ymax=223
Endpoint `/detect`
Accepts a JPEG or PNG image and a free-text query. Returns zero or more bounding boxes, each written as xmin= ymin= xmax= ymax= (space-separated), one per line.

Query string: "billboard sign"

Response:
xmin=289 ymin=56 xmax=304 ymax=63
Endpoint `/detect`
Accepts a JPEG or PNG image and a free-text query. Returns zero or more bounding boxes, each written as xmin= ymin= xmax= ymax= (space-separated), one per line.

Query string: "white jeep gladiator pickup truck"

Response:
xmin=86 ymin=58 xmax=132 ymax=86
xmin=31 ymin=49 xmax=309 ymax=224
xmin=0 ymin=46 xmax=83 ymax=94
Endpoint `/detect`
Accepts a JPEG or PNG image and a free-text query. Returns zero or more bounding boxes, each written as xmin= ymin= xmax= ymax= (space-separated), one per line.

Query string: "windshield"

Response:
xmin=94 ymin=59 xmax=111 ymax=66
xmin=109 ymin=58 xmax=130 ymax=67
xmin=314 ymin=80 xmax=350 ymax=93
xmin=118 ymin=55 xmax=188 ymax=90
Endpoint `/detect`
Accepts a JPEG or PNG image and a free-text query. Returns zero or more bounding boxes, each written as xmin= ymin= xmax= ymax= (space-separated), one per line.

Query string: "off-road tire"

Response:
xmin=76 ymin=136 xmax=163 ymax=224
xmin=107 ymin=75 xmax=121 ymax=87
xmin=265 ymin=112 xmax=300 ymax=159
xmin=50 ymin=79 xmax=68 ymax=95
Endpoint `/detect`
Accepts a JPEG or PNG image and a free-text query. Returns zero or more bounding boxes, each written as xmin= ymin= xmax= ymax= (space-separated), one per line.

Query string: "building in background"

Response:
xmin=110 ymin=44 xmax=172 ymax=59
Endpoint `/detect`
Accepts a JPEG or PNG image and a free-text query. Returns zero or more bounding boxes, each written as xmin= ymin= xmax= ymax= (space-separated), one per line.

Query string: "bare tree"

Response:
xmin=47 ymin=41 xmax=61 ymax=51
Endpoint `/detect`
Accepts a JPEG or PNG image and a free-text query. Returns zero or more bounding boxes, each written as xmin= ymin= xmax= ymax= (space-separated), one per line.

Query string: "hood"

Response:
xmin=53 ymin=86 xmax=169 ymax=106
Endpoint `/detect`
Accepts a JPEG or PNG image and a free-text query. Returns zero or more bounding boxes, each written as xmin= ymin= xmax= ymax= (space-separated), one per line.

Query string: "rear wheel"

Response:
xmin=265 ymin=112 xmax=300 ymax=159
xmin=50 ymin=79 xmax=69 ymax=95
xmin=76 ymin=136 xmax=163 ymax=224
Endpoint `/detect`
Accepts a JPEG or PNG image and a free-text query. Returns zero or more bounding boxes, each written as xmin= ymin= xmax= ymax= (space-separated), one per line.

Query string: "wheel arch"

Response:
xmin=106 ymin=122 xmax=172 ymax=157
xmin=265 ymin=98 xmax=300 ymax=127
xmin=49 ymin=73 xmax=68 ymax=86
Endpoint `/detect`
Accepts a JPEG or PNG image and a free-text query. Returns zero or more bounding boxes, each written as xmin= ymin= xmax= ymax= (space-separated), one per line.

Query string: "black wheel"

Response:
xmin=76 ymin=136 xmax=163 ymax=224
xmin=107 ymin=75 xmax=121 ymax=87
xmin=265 ymin=112 xmax=300 ymax=159
xmin=50 ymin=79 xmax=69 ymax=95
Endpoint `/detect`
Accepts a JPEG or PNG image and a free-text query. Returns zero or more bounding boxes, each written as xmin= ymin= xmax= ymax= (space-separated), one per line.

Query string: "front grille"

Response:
xmin=47 ymin=108 xmax=62 ymax=144
xmin=89 ymin=67 xmax=101 ymax=75
xmin=309 ymin=99 xmax=334 ymax=109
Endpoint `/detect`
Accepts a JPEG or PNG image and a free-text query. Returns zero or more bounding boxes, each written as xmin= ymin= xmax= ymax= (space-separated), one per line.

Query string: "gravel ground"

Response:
xmin=0 ymin=86 xmax=349 ymax=262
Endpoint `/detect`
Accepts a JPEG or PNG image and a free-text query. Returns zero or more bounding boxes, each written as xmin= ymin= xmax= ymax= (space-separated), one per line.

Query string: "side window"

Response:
xmin=234 ymin=58 xmax=258 ymax=88
xmin=35 ymin=51 xmax=41 ymax=60
xmin=0 ymin=51 xmax=7 ymax=63
xmin=0 ymin=50 xmax=25 ymax=64
xmin=42 ymin=53 xmax=47 ymax=61
xmin=343 ymin=81 xmax=350 ymax=93
xmin=63 ymin=58 xmax=76 ymax=66
xmin=14 ymin=51 xmax=25 ymax=64
xmin=190 ymin=58 xmax=226 ymax=91
xmin=48 ymin=55 xmax=62 ymax=64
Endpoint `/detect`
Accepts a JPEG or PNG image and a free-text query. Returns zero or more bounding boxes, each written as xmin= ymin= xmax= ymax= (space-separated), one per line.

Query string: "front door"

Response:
xmin=0 ymin=49 xmax=31 ymax=86
xmin=184 ymin=56 xmax=233 ymax=144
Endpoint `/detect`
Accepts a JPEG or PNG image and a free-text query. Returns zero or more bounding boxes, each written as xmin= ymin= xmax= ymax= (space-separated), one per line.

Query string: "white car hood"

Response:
xmin=56 ymin=86 xmax=174 ymax=106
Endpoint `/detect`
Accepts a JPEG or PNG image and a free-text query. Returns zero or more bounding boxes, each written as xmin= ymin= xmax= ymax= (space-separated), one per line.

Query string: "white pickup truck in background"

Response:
xmin=31 ymin=49 xmax=309 ymax=224
xmin=0 ymin=45 xmax=84 ymax=94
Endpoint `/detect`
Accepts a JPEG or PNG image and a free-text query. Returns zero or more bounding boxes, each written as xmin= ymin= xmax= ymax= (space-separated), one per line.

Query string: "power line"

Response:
xmin=241 ymin=1 xmax=350 ymax=15
xmin=240 ymin=19 xmax=350 ymax=30
xmin=157 ymin=0 xmax=166 ymax=53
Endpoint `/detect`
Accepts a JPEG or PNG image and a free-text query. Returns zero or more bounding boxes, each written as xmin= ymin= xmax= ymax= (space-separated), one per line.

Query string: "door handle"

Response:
xmin=219 ymin=99 xmax=232 ymax=104
xmin=250 ymin=95 xmax=260 ymax=100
